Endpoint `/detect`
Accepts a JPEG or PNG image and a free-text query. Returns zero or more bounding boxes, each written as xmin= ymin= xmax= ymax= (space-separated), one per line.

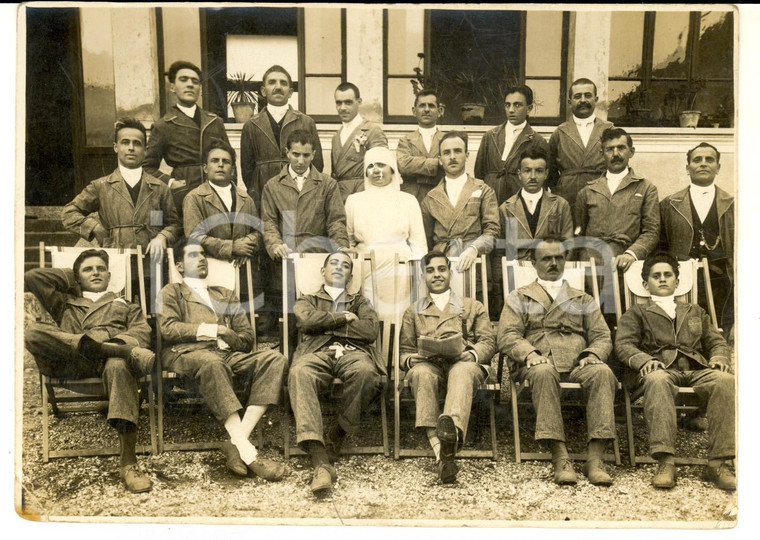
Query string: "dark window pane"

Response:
xmin=696 ymin=11 xmax=734 ymax=79
xmin=698 ymin=81 xmax=734 ymax=127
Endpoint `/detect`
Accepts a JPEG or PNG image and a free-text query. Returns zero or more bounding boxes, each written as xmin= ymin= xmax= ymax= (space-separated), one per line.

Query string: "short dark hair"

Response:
xmin=528 ymin=235 xmax=567 ymax=262
xmin=439 ymin=130 xmax=468 ymax=152
xmin=422 ymin=251 xmax=450 ymax=268
xmin=286 ymin=129 xmax=316 ymax=150
xmin=203 ymin=138 xmax=236 ymax=164
xmin=174 ymin=237 xmax=202 ymax=264
xmin=601 ymin=127 xmax=633 ymax=149
xmin=166 ymin=60 xmax=201 ymax=83
xmin=73 ymin=249 xmax=109 ymax=276
xmin=113 ymin=117 xmax=146 ymax=144
xmin=687 ymin=142 xmax=721 ymax=164
xmin=568 ymin=78 xmax=598 ymax=98
xmin=518 ymin=146 xmax=549 ymax=168
xmin=504 ymin=85 xmax=534 ymax=106
xmin=323 ymin=251 xmax=353 ymax=271
xmin=335 ymin=82 xmax=361 ymax=100
xmin=641 ymin=251 xmax=680 ymax=281
xmin=262 ymin=65 xmax=292 ymax=87
xmin=414 ymin=89 xmax=439 ymax=107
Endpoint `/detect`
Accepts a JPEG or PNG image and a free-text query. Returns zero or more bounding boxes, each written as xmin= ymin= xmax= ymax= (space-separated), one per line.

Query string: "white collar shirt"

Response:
xmin=289 ymin=165 xmax=310 ymax=192
xmin=324 ymin=285 xmax=345 ymax=300
xmin=500 ymin=121 xmax=527 ymax=161
xmin=520 ymin=188 xmax=544 ymax=215
xmin=606 ymin=167 xmax=630 ymax=195
xmin=209 ymin=181 xmax=234 ymax=211
xmin=340 ymin=115 xmax=364 ymax=146
xmin=573 ymin=114 xmax=596 ymax=147
xmin=429 ymin=290 xmax=451 ymax=312
xmin=651 ymin=294 xmax=677 ymax=319
xmin=536 ymin=277 xmax=565 ymax=301
xmin=118 ymin=165 xmax=143 ymax=188
xmin=418 ymin=126 xmax=438 ymax=153
xmin=445 ymin=173 xmax=468 ymax=207
xmin=267 ymin=103 xmax=289 ymax=123
xmin=689 ymin=183 xmax=717 ymax=223
xmin=176 ymin=103 xmax=197 ymax=119
xmin=184 ymin=277 xmax=229 ymax=349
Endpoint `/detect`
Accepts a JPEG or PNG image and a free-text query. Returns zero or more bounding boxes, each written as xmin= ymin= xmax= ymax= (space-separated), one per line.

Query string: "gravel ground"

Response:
xmin=18 ymin=293 xmax=738 ymax=526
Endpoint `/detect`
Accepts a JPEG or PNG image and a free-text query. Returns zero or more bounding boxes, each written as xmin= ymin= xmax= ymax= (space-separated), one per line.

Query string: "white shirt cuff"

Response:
xmin=624 ymin=250 xmax=638 ymax=260
xmin=197 ymin=323 xmax=218 ymax=341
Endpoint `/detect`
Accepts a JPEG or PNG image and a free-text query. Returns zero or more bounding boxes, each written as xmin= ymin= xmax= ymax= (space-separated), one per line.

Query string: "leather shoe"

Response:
xmin=552 ymin=458 xmax=578 ymax=485
xmin=652 ymin=463 xmax=677 ymax=489
xmin=311 ymin=464 xmax=338 ymax=495
xmin=128 ymin=347 xmax=155 ymax=375
xmin=703 ymin=462 xmax=736 ymax=491
xmin=582 ymin=458 xmax=613 ymax=486
xmin=120 ymin=464 xmax=152 ymax=493
xmin=220 ymin=440 xmax=248 ymax=477
xmin=436 ymin=415 xmax=458 ymax=460
xmin=248 ymin=458 xmax=286 ymax=482
xmin=437 ymin=459 xmax=459 ymax=484
xmin=683 ymin=414 xmax=708 ymax=432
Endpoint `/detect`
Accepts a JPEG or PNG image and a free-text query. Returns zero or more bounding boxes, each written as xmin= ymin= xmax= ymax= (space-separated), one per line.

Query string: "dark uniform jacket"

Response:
xmin=62 ymin=168 xmax=181 ymax=250
xmin=474 ymin=122 xmax=550 ymax=206
xmin=293 ymin=286 xmax=383 ymax=374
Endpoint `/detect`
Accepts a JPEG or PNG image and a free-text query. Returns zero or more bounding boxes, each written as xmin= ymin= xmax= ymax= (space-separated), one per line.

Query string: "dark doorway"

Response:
xmin=25 ymin=7 xmax=83 ymax=206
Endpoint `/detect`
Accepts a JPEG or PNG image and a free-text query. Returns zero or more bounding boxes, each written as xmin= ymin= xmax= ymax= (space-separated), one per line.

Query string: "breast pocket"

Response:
xmin=627 ymin=194 xmax=644 ymax=215
xmin=465 ymin=199 xmax=480 ymax=218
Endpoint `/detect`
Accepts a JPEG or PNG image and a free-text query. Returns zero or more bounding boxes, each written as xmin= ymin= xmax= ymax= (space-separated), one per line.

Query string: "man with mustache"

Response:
xmin=399 ymin=251 xmax=495 ymax=484
xmin=396 ymin=89 xmax=445 ymax=204
xmin=547 ymin=78 xmax=613 ymax=207
xmin=288 ymin=251 xmax=383 ymax=495
xmin=498 ymin=237 xmax=618 ymax=486
xmin=157 ymin=238 xmax=288 ymax=482
xmin=144 ymin=61 xmax=234 ymax=216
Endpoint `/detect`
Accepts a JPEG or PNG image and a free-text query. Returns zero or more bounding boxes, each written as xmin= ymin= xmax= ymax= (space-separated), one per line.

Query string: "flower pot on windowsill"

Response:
xmin=679 ymin=110 xmax=701 ymax=128
xmin=460 ymin=103 xmax=486 ymax=125
xmin=231 ymin=102 xmax=256 ymax=123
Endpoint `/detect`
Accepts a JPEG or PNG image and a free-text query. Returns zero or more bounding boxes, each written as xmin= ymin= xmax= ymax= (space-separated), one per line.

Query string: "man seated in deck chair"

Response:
xmin=497 ymin=236 xmax=617 ymax=486
xmin=289 ymin=251 xmax=383 ymax=496
xmin=157 ymin=238 xmax=287 ymax=482
xmin=24 ymin=249 xmax=156 ymax=493
xmin=614 ymin=252 xmax=735 ymax=491
xmin=399 ymin=251 xmax=496 ymax=484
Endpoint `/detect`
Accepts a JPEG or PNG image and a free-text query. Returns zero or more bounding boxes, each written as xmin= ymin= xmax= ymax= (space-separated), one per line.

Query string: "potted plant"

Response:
xmin=226 ymin=72 xmax=261 ymax=123
xmin=663 ymin=79 xmax=706 ymax=128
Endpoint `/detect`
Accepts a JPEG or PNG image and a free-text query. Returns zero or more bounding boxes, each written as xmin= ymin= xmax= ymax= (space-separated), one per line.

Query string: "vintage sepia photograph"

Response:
xmin=14 ymin=2 xmax=748 ymax=529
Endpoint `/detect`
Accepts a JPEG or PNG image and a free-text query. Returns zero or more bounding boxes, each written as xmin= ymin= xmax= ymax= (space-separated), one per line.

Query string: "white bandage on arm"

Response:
xmin=196 ymin=323 xmax=218 ymax=341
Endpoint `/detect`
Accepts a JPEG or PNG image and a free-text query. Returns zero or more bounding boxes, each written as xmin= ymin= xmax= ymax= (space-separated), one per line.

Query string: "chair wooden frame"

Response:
xmin=36 ymin=242 xmax=157 ymax=461
xmin=280 ymin=252 xmax=389 ymax=459
xmin=392 ymin=254 xmax=500 ymax=460
xmin=153 ymin=248 xmax=262 ymax=453
xmin=503 ymin=256 xmax=622 ymax=465
xmin=615 ymin=258 xmax=716 ymax=466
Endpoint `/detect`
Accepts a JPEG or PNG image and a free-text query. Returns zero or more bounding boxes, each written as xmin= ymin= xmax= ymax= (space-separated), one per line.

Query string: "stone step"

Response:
xmin=24 ymin=231 xmax=80 ymax=248
xmin=24 ymin=216 xmax=66 ymax=233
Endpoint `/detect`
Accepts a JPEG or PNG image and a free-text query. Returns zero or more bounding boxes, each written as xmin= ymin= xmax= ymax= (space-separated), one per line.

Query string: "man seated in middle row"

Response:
xmin=400 ymin=251 xmax=496 ymax=484
xmin=498 ymin=236 xmax=618 ymax=486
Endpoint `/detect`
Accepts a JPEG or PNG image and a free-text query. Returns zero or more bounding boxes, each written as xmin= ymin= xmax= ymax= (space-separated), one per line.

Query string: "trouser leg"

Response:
xmin=102 ymin=357 xmax=141 ymax=426
xmin=406 ymin=362 xmax=443 ymax=430
xmin=225 ymin=349 xmax=288 ymax=408
xmin=688 ymin=369 xmax=736 ymax=459
xmin=568 ymin=364 xmax=618 ymax=442
xmin=164 ymin=349 xmax=242 ymax=423
xmin=289 ymin=353 xmax=334 ymax=445
xmin=333 ymin=350 xmax=379 ymax=435
xmin=521 ymin=363 xmax=565 ymax=442
xmin=25 ymin=323 xmax=99 ymax=378
xmin=638 ymin=369 xmax=680 ymax=457
xmin=443 ymin=361 xmax=486 ymax=440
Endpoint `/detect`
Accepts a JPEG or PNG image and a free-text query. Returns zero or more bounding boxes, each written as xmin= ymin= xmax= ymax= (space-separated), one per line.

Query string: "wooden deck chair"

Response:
xmin=154 ymin=248 xmax=262 ymax=453
xmin=615 ymin=258 xmax=717 ymax=466
xmin=35 ymin=243 xmax=157 ymax=461
xmin=503 ymin=257 xmax=622 ymax=465
xmin=281 ymin=252 xmax=389 ymax=459
xmin=393 ymin=254 xmax=500 ymax=460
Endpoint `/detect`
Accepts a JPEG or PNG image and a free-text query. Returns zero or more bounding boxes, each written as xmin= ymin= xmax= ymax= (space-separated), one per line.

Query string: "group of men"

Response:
xmin=25 ymin=61 xmax=736 ymax=497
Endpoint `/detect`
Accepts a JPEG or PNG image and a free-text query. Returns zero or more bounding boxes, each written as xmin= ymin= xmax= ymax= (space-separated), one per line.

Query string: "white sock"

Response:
xmin=224 ymin=413 xmax=258 ymax=464
xmin=426 ymin=428 xmax=441 ymax=461
xmin=241 ymin=405 xmax=267 ymax=438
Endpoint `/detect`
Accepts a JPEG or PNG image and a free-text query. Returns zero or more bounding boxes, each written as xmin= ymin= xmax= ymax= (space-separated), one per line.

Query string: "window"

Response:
xmin=608 ymin=11 xmax=734 ymax=128
xmin=384 ymin=8 xmax=568 ymax=125
xmin=200 ymin=7 xmax=345 ymax=123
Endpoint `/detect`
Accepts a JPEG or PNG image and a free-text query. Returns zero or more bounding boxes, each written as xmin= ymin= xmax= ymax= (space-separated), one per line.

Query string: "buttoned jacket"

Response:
xmin=331 ymin=120 xmax=388 ymax=181
xmin=260 ymin=166 xmax=349 ymax=257
xmin=474 ymin=122 xmax=551 ymax=206
xmin=157 ymin=281 xmax=255 ymax=356
xmin=399 ymin=291 xmax=495 ymax=368
xmin=396 ymin=129 xmax=444 ymax=187
xmin=62 ymin=168 xmax=181 ymax=250
xmin=659 ymin=186 xmax=734 ymax=279
xmin=25 ymin=267 xmax=151 ymax=348
xmin=144 ymin=105 xmax=231 ymax=190
xmin=499 ymin=190 xmax=573 ymax=260
xmin=614 ymin=300 xmax=730 ymax=372
xmin=293 ymin=286 xmax=383 ymax=374
xmin=419 ymin=175 xmax=500 ymax=256
xmin=183 ymin=181 xmax=262 ymax=260
xmin=574 ymin=169 xmax=660 ymax=259
xmin=498 ymin=280 xmax=611 ymax=374
xmin=240 ymin=106 xmax=323 ymax=206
